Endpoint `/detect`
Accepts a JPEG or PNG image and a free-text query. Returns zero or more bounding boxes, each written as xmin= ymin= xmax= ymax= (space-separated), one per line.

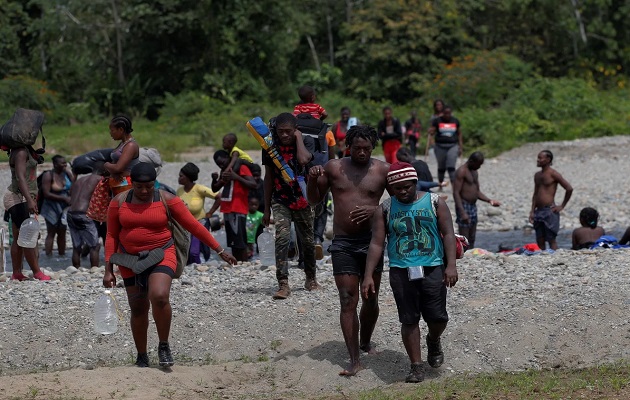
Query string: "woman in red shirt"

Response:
xmin=103 ymin=163 xmax=236 ymax=368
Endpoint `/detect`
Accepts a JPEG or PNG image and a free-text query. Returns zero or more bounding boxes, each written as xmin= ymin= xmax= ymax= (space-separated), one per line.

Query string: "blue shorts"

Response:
xmin=456 ymin=200 xmax=478 ymax=227
xmin=534 ymin=206 xmax=560 ymax=241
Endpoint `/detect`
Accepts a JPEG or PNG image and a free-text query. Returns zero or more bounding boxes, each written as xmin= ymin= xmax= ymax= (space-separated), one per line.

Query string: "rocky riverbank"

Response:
xmin=0 ymin=248 xmax=629 ymax=399
xmin=1 ymin=137 xmax=630 ymax=399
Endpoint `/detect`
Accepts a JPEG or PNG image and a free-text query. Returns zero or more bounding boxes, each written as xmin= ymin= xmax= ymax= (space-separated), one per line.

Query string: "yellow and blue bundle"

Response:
xmin=246 ymin=117 xmax=295 ymax=184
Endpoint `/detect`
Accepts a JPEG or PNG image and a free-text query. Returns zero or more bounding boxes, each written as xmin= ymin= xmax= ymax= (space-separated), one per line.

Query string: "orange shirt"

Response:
xmin=326 ymin=130 xmax=336 ymax=147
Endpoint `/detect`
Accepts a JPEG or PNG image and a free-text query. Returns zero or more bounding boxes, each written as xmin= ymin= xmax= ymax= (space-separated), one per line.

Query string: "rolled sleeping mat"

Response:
xmin=71 ymin=148 xmax=113 ymax=175
xmin=246 ymin=117 xmax=295 ymax=183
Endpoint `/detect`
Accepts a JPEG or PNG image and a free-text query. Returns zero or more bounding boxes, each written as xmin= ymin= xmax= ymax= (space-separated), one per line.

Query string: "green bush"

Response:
xmin=0 ymin=76 xmax=58 ymax=116
xmin=457 ymin=78 xmax=630 ymax=157
xmin=5 ymin=74 xmax=628 ymax=163
xmin=421 ymin=49 xmax=536 ymax=110
xmin=158 ymin=91 xmax=287 ymax=150
xmin=504 ymin=77 xmax=603 ymax=121
xmin=296 ymin=64 xmax=343 ymax=95
xmin=0 ymin=76 xmax=100 ymax=125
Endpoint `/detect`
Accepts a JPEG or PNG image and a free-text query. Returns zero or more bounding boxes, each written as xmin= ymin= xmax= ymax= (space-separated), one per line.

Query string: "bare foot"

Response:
xmin=339 ymin=362 xmax=363 ymax=376
xmin=360 ymin=343 xmax=379 ymax=355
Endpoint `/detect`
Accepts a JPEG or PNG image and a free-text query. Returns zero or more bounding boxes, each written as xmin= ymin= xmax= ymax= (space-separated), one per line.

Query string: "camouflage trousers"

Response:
xmin=272 ymin=201 xmax=316 ymax=282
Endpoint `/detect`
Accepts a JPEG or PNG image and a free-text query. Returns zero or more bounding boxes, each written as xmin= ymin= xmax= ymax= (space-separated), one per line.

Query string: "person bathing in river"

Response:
xmin=572 ymin=207 xmax=605 ymax=250
xmin=39 ymin=155 xmax=73 ymax=256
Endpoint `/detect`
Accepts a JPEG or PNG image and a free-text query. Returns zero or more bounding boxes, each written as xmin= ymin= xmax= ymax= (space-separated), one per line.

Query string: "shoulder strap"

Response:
xmin=430 ymin=193 xmax=440 ymax=217
xmin=381 ymin=197 xmax=392 ymax=222
xmin=117 ymin=189 xmax=134 ymax=207
xmin=158 ymin=190 xmax=174 ymax=228
xmin=38 ymin=169 xmax=52 ymax=184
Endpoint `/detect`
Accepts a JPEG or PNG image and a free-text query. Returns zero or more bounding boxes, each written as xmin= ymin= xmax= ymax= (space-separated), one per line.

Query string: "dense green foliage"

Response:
xmin=1 ymin=0 xmax=630 ymax=158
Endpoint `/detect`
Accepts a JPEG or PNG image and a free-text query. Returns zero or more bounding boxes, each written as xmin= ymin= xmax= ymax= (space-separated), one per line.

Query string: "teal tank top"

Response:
xmin=386 ymin=192 xmax=444 ymax=268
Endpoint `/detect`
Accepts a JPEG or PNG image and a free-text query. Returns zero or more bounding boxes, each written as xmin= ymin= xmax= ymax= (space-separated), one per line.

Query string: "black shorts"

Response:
xmin=389 ymin=265 xmax=449 ymax=325
xmin=8 ymin=202 xmax=30 ymax=227
xmin=329 ymin=233 xmax=383 ymax=276
xmin=123 ymin=265 xmax=175 ymax=287
xmin=224 ymin=213 xmax=247 ymax=250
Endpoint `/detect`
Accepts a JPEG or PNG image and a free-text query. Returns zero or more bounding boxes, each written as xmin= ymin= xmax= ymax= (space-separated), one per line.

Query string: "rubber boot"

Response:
xmin=273 ymin=279 xmax=291 ymax=300
xmin=304 ymin=273 xmax=321 ymax=291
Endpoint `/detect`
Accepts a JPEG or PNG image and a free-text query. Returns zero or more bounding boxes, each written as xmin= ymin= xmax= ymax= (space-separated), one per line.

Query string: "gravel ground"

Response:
xmin=0 ymin=137 xmax=629 ymax=399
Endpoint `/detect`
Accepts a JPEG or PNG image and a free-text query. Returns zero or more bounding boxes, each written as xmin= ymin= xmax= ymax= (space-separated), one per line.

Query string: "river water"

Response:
xmin=2 ymin=226 xmax=626 ymax=273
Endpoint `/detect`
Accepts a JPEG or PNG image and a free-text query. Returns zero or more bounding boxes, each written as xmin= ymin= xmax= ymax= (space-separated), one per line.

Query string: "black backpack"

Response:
xmin=295 ymin=113 xmax=330 ymax=166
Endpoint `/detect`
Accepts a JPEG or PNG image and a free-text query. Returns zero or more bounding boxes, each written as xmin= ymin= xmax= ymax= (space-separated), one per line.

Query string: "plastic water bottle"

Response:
xmin=258 ymin=228 xmax=276 ymax=266
xmin=211 ymin=229 xmax=228 ymax=261
xmin=94 ymin=290 xmax=118 ymax=335
xmin=16 ymin=216 xmax=39 ymax=248
xmin=0 ymin=228 xmax=8 ymax=273
xmin=297 ymin=176 xmax=308 ymax=197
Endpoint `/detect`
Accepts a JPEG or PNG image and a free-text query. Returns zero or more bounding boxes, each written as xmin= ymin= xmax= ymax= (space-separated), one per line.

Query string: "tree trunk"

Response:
xmin=570 ymin=0 xmax=587 ymax=45
xmin=346 ymin=0 xmax=351 ymax=23
xmin=110 ymin=0 xmax=125 ymax=85
xmin=326 ymin=14 xmax=335 ymax=67
xmin=306 ymin=35 xmax=321 ymax=72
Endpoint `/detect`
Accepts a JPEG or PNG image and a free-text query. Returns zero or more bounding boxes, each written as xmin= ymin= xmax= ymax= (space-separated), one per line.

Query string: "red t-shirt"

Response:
xmin=293 ymin=103 xmax=326 ymax=120
xmin=105 ymin=196 xmax=220 ymax=279
xmin=220 ymin=165 xmax=251 ymax=215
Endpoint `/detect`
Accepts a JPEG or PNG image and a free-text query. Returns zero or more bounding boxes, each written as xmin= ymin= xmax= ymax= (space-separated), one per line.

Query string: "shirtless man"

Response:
xmin=529 ymin=150 xmax=573 ymax=250
xmin=452 ymin=152 xmax=500 ymax=248
xmin=306 ymin=125 xmax=389 ymax=376
xmin=67 ymin=163 xmax=104 ymax=268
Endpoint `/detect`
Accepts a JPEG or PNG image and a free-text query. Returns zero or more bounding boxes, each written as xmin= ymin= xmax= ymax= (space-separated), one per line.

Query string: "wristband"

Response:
xmin=217 ymin=249 xmax=225 ymax=256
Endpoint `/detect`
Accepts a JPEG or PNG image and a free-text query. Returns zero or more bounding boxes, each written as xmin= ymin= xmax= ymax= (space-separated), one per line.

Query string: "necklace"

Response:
xmin=120 ymin=136 xmax=135 ymax=146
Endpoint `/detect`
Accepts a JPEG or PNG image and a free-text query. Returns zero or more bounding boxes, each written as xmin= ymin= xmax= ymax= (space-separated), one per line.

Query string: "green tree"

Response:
xmin=424 ymin=49 xmax=536 ymax=109
xmin=0 ymin=0 xmax=32 ymax=76
xmin=338 ymin=0 xmax=473 ymax=102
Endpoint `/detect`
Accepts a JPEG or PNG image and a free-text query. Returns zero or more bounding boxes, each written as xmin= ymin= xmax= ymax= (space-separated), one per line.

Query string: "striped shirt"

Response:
xmin=293 ymin=103 xmax=326 ymax=120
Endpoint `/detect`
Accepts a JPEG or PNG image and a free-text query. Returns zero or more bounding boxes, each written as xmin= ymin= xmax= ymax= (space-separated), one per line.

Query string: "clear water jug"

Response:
xmin=296 ymin=176 xmax=308 ymax=197
xmin=94 ymin=290 xmax=118 ymax=335
xmin=16 ymin=216 xmax=39 ymax=248
xmin=0 ymin=228 xmax=8 ymax=273
xmin=212 ymin=228 xmax=228 ymax=261
xmin=258 ymin=228 xmax=275 ymax=266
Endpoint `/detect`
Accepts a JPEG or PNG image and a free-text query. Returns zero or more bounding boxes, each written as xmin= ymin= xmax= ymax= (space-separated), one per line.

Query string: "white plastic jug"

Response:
xmin=212 ymin=229 xmax=228 ymax=261
xmin=296 ymin=176 xmax=308 ymax=197
xmin=258 ymin=228 xmax=276 ymax=266
xmin=0 ymin=228 xmax=8 ymax=273
xmin=94 ymin=290 xmax=118 ymax=335
xmin=16 ymin=216 xmax=39 ymax=248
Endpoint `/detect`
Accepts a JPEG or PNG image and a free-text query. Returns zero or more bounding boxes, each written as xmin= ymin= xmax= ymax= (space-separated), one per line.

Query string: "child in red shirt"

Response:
xmin=293 ymin=85 xmax=328 ymax=121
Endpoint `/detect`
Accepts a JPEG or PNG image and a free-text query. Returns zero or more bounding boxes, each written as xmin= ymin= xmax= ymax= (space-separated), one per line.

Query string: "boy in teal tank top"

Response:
xmin=362 ymin=162 xmax=458 ymax=383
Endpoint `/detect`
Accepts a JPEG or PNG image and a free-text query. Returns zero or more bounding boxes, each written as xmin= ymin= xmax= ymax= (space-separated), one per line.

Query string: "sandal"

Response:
xmin=11 ymin=273 xmax=29 ymax=281
xmin=33 ymin=272 xmax=51 ymax=281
